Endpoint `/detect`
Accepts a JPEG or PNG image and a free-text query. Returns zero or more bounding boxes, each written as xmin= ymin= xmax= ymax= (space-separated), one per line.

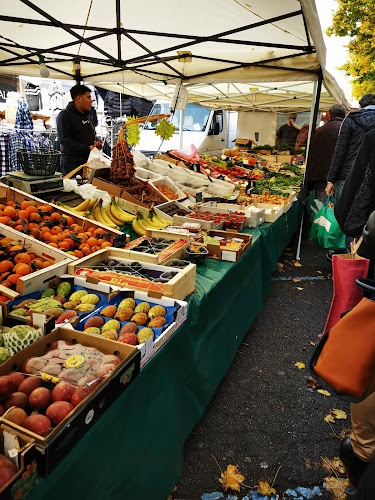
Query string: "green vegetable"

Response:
xmin=7 ymin=325 xmax=38 ymax=340
xmin=0 ymin=347 xmax=10 ymax=364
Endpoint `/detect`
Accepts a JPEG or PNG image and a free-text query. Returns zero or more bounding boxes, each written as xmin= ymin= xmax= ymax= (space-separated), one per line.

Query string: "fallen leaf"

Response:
xmin=305 ymin=458 xmax=312 ymax=469
xmin=332 ymin=409 xmax=347 ymax=420
xmin=295 ymin=362 xmax=305 ymax=369
xmin=324 ymin=414 xmax=335 ymax=423
xmin=292 ymin=278 xmax=301 ymax=283
xmin=218 ymin=464 xmax=245 ymax=492
xmin=322 ymin=457 xmax=347 ymax=476
xmin=309 ymin=341 xmax=316 ymax=346
xmin=277 ymin=262 xmax=284 ymax=271
xmin=302 ymin=346 xmax=306 ymax=351
xmin=317 ymin=270 xmax=322 ymax=274
xmin=317 ymin=389 xmax=331 ymax=397
xmin=340 ymin=428 xmax=352 ymax=440
xmin=257 ymin=480 xmax=276 ymax=496
xmin=294 ymin=262 xmax=302 ymax=267
xmin=307 ymin=376 xmax=321 ymax=389
xmin=324 ymin=477 xmax=349 ymax=499
xmin=296 ymin=287 xmax=304 ymax=291
xmin=284 ymin=252 xmax=293 ymax=256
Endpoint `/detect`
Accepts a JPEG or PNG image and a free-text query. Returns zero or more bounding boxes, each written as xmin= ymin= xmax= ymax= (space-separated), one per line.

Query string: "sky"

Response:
xmin=315 ymin=0 xmax=355 ymax=105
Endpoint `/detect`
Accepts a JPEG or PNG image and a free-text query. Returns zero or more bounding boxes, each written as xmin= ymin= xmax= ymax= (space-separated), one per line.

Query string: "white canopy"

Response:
xmin=0 ymin=0 xmax=350 ymax=111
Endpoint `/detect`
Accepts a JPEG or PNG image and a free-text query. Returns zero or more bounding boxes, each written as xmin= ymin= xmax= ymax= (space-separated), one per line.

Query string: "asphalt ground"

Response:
xmin=176 ymin=233 xmax=352 ymax=499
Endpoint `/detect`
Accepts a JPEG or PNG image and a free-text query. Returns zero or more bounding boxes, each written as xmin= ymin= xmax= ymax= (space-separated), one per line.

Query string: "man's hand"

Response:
xmin=90 ymin=145 xmax=95 ymax=151
xmin=94 ymin=140 xmax=103 ymax=151
xmin=325 ymin=182 xmax=334 ymax=196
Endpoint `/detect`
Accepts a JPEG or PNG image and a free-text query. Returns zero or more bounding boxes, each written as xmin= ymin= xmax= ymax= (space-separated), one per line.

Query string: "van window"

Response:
xmin=211 ymin=110 xmax=223 ymax=133
xmin=145 ymin=103 xmax=211 ymax=132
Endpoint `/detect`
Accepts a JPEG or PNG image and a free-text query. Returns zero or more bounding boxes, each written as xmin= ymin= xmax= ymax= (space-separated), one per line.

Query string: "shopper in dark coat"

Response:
xmin=326 ymin=93 xmax=375 ymax=200
xmin=307 ymin=104 xmax=346 ymax=202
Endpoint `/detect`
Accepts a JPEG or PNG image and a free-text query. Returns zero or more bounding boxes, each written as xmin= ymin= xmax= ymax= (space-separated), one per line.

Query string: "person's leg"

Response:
xmin=351 ymin=391 xmax=375 ymax=462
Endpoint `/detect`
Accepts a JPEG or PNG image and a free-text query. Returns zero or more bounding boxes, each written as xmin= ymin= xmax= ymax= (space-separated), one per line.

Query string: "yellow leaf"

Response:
xmin=324 ymin=414 xmax=335 ymax=423
xmin=294 ymin=362 xmax=305 ymax=369
xmin=257 ymin=480 xmax=276 ymax=496
xmin=294 ymin=262 xmax=302 ymax=267
xmin=332 ymin=409 xmax=347 ymax=420
xmin=296 ymin=287 xmax=304 ymax=290
xmin=292 ymin=278 xmax=301 ymax=282
xmin=317 ymin=389 xmax=331 ymax=397
xmin=218 ymin=464 xmax=245 ymax=492
xmin=317 ymin=270 xmax=322 ymax=274
xmin=309 ymin=341 xmax=316 ymax=346
xmin=322 ymin=457 xmax=346 ymax=475
xmin=324 ymin=476 xmax=349 ymax=500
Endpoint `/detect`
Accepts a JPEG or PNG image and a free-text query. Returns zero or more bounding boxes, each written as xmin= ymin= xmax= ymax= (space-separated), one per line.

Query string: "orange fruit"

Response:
xmin=0 ymin=261 xmax=14 ymax=273
xmin=3 ymin=206 xmax=17 ymax=219
xmin=0 ymin=238 xmax=12 ymax=248
xmin=74 ymin=250 xmax=84 ymax=258
xmin=42 ymin=216 xmax=50 ymax=222
xmin=8 ymin=245 xmax=23 ymax=252
xmin=15 ymin=225 xmax=24 ymax=233
xmin=77 ymin=233 xmax=87 ymax=241
xmin=65 ymin=238 xmax=74 ymax=248
xmin=50 ymin=212 xmax=62 ymax=222
xmin=6 ymin=274 xmax=22 ymax=286
xmin=26 ymin=206 xmax=38 ymax=215
xmin=66 ymin=251 xmax=76 ymax=257
xmin=101 ymin=241 xmax=112 ymax=249
xmin=74 ymin=225 xmax=84 ymax=234
xmin=48 ymin=242 xmax=59 ymax=248
xmin=29 ymin=213 xmax=41 ymax=223
xmin=14 ymin=253 xmax=31 ymax=264
xmin=51 ymin=226 xmax=62 ymax=235
xmin=42 ymin=232 xmax=52 ymax=242
xmin=20 ymin=200 xmax=33 ymax=210
xmin=14 ymin=263 xmax=31 ymax=276
xmin=5 ymin=201 xmax=16 ymax=207
xmin=18 ymin=210 xmax=29 ymax=220
xmin=49 ymin=235 xmax=60 ymax=244
xmin=58 ymin=241 xmax=70 ymax=250
xmin=41 ymin=261 xmax=52 ymax=268
xmin=41 ymin=226 xmax=50 ymax=234
xmin=81 ymin=245 xmax=91 ymax=255
xmin=0 ymin=216 xmax=12 ymax=225
xmin=66 ymin=216 xmax=75 ymax=226
xmin=86 ymin=237 xmax=98 ymax=247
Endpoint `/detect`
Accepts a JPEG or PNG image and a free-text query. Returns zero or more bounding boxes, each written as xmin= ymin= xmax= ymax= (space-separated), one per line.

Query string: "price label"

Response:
xmin=221 ymin=250 xmax=237 ymax=262
xmin=195 ymin=192 xmax=203 ymax=203
xmin=66 ymin=355 xmax=85 ymax=368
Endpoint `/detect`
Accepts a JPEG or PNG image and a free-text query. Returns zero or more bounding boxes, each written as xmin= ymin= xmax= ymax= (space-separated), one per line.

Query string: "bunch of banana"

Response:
xmin=54 ymin=198 xmax=97 ymax=217
xmin=92 ymin=200 xmax=119 ymax=230
xmin=104 ymin=197 xmax=135 ymax=226
xmin=132 ymin=211 xmax=171 ymax=236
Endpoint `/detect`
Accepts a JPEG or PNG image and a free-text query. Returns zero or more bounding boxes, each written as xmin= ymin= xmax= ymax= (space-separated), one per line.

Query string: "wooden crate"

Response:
xmin=154 ymin=200 xmax=193 ymax=222
xmin=122 ymin=229 xmax=189 ymax=264
xmin=67 ymin=248 xmax=196 ymax=300
xmin=149 ymin=177 xmax=186 ymax=202
xmin=0 ymin=223 xmax=74 ymax=295
xmin=0 ymin=183 xmax=122 ymax=237
xmin=173 ymin=214 xmax=225 ymax=230
xmin=115 ymin=196 xmax=150 ymax=217
xmin=199 ymin=230 xmax=252 ymax=262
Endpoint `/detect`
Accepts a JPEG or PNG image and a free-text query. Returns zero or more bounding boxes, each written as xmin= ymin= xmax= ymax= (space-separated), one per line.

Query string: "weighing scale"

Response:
xmin=4 ymin=171 xmax=64 ymax=196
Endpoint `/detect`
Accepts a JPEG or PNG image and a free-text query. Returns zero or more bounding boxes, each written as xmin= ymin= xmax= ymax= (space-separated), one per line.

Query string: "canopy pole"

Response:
xmin=179 ymin=109 xmax=184 ymax=149
xmin=296 ymin=69 xmax=323 ymax=261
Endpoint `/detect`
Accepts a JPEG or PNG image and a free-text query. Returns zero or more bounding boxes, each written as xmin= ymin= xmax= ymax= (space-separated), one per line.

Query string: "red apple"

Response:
xmin=46 ymin=401 xmax=74 ymax=426
xmin=71 ymin=387 xmax=91 ymax=407
xmin=18 ymin=377 xmax=43 ymax=396
xmin=4 ymin=392 xmax=28 ymax=410
xmin=4 ymin=407 xmax=27 ymax=426
xmin=51 ymin=382 xmax=75 ymax=403
xmin=0 ymin=377 xmax=15 ymax=401
xmin=7 ymin=372 xmax=25 ymax=389
xmin=0 ymin=454 xmax=16 ymax=488
xmin=22 ymin=415 xmax=51 ymax=437
xmin=29 ymin=387 xmax=51 ymax=411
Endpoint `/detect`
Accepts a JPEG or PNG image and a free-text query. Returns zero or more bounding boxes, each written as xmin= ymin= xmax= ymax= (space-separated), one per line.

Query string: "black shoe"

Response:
xmin=339 ymin=437 xmax=370 ymax=487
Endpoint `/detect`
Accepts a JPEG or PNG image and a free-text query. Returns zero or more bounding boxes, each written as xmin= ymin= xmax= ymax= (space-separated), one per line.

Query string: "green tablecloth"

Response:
xmin=29 ymin=202 xmax=299 ymax=500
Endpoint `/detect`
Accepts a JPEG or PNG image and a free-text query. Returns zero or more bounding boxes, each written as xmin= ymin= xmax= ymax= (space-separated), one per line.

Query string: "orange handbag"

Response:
xmin=310 ymin=296 xmax=375 ymax=402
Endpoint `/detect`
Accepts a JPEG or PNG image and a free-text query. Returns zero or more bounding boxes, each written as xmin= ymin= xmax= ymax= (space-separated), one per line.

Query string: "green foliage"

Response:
xmin=155 ymin=118 xmax=176 ymax=141
xmin=327 ymin=0 xmax=375 ymax=98
xmin=126 ymin=116 xmax=141 ymax=147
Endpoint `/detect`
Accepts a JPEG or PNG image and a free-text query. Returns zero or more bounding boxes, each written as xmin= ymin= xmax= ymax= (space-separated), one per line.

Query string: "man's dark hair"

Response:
xmin=359 ymin=93 xmax=375 ymax=108
xmin=329 ymin=104 xmax=346 ymax=119
xmin=70 ymin=84 xmax=91 ymax=101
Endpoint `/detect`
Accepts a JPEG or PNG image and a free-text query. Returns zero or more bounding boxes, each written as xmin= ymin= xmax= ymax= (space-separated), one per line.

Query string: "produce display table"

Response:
xmin=29 ymin=202 xmax=299 ymax=500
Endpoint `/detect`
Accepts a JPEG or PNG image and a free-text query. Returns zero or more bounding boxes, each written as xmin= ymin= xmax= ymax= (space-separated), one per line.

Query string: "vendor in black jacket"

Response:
xmin=56 ymin=84 xmax=102 ymax=176
xmin=325 ymin=93 xmax=375 ymax=200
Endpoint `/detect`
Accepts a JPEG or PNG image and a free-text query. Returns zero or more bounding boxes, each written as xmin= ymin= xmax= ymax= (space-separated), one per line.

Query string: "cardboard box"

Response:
xmin=67 ymin=248 xmax=196 ymax=300
xmin=201 ymin=202 xmax=265 ymax=228
xmin=252 ymin=202 xmax=284 ymax=222
xmin=91 ymin=175 xmax=123 ymax=198
xmin=0 ymin=425 xmax=37 ymax=500
xmin=154 ymin=200 xmax=193 ymax=222
xmin=74 ymin=288 xmax=188 ymax=368
xmin=149 ymin=177 xmax=186 ymax=202
xmin=200 ymin=230 xmax=252 ymax=262
xmin=134 ymin=167 xmax=163 ymax=183
xmin=232 ymin=138 xmax=256 ymax=150
xmin=120 ymin=183 xmax=165 ymax=208
xmin=155 ymin=153 xmax=186 ymax=167
xmin=115 ymin=196 xmax=150 ymax=217
xmin=173 ymin=214 xmax=225 ymax=231
xmin=0 ymin=327 xmax=140 ymax=476
xmin=276 ymin=155 xmax=292 ymax=164
xmin=123 ymin=229 xmax=189 ymax=264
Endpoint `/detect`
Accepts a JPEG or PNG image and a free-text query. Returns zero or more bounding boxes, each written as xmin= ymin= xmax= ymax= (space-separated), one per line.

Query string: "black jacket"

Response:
xmin=327 ymin=106 xmax=375 ymax=183
xmin=335 ymin=129 xmax=375 ymax=237
xmin=104 ymin=91 xmax=132 ymax=118
xmin=307 ymin=117 xmax=343 ymax=182
xmin=56 ymin=102 xmax=95 ymax=161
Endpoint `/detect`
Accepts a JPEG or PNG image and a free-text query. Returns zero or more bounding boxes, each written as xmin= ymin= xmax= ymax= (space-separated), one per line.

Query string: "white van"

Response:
xmin=136 ymin=101 xmax=237 ymax=156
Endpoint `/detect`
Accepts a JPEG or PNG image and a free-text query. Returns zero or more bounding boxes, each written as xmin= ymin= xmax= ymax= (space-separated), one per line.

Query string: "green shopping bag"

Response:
xmin=310 ymin=194 xmax=346 ymax=249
